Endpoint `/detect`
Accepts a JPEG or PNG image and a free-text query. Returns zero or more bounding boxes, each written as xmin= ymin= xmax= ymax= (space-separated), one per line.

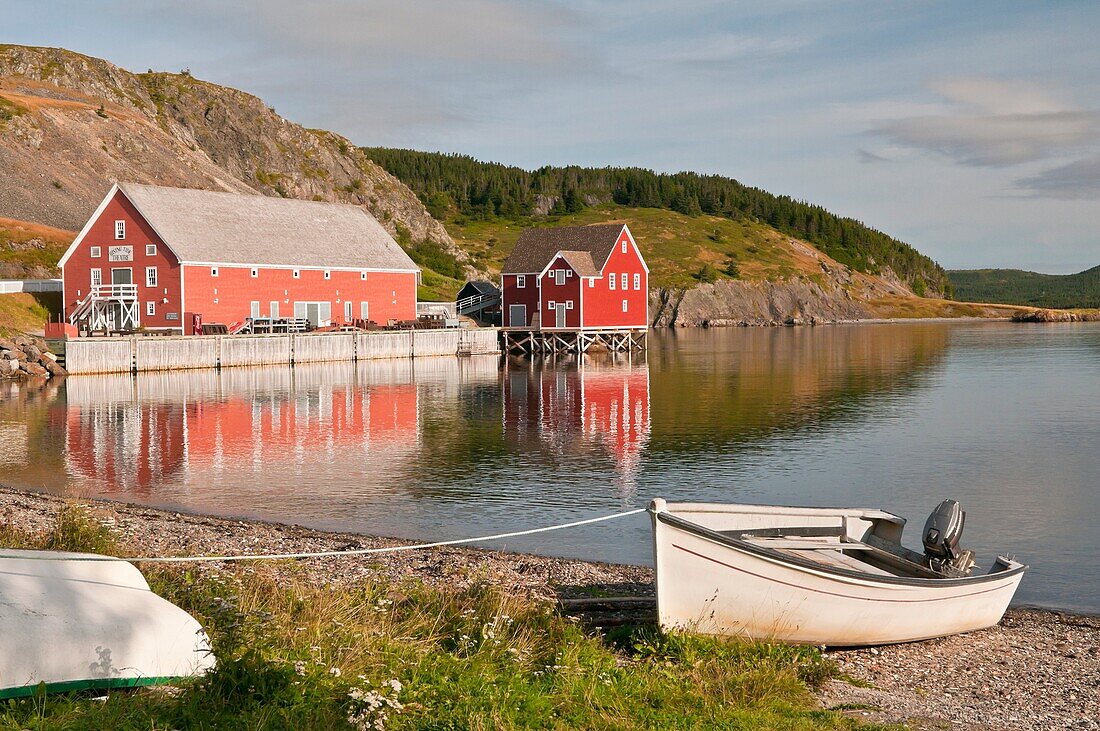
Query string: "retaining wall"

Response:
xmin=63 ymin=328 xmax=500 ymax=374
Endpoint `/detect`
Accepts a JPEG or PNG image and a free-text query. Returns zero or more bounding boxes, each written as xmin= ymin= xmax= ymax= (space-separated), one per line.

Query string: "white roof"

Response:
xmin=62 ymin=183 xmax=419 ymax=271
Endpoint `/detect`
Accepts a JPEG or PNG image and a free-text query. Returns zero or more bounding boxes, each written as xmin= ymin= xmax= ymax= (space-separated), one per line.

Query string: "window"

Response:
xmin=547 ymin=300 xmax=556 ymax=309
xmin=588 ymin=278 xmax=594 ymax=288
xmin=555 ymin=270 xmax=565 ymax=286
xmin=90 ymin=246 xmax=101 ymax=258
xmin=90 ymin=268 xmax=102 ymax=288
xmin=114 ymin=220 xmax=125 ymax=239
xmin=609 ymin=275 xmax=616 ymax=290
xmin=146 ymin=244 xmax=157 ymax=256
xmin=621 ymin=273 xmax=628 ymax=289
xmin=516 ymin=275 xmax=526 ymax=289
xmin=145 ymin=266 xmax=158 ymax=287
xmin=210 ymin=267 xmax=219 ymax=277
xmin=293 ymin=269 xmax=300 ymax=279
xmin=270 ymin=301 xmax=280 ymax=318
xmin=622 ymin=240 xmax=628 ymax=253
xmin=360 ymin=301 xmax=369 ymax=319
xmin=250 ymin=301 xmax=261 ymax=319
xmin=146 ymin=301 xmax=156 ymax=316
xmin=324 ymin=270 xmax=331 ymax=280
xmin=634 ymin=273 xmax=641 ymax=290
xmin=251 ymin=268 xmax=258 ymax=278
xmin=565 ymin=300 xmax=573 ymax=310
xmin=565 ymin=270 xmax=572 ymax=278
xmin=360 ymin=271 xmax=367 ymax=280
xmin=622 ymin=299 xmax=629 ymax=313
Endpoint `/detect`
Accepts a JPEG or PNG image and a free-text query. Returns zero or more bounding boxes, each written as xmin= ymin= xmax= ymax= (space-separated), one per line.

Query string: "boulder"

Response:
xmin=0 ymin=338 xmax=15 ymax=352
xmin=24 ymin=345 xmax=42 ymax=362
xmin=43 ymin=358 xmax=67 ymax=377
xmin=41 ymin=351 xmax=58 ymax=362
xmin=0 ymin=359 xmax=15 ymax=377
xmin=23 ymin=362 xmax=49 ymax=378
xmin=7 ymin=350 xmax=27 ymax=362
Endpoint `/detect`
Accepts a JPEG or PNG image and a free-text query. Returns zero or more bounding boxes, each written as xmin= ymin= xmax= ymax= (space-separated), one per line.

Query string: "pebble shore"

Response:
xmin=1 ymin=486 xmax=1096 ymax=730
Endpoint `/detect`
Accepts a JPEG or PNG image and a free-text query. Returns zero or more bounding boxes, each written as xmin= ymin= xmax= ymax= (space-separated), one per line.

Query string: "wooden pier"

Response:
xmin=502 ymin=329 xmax=647 ymax=356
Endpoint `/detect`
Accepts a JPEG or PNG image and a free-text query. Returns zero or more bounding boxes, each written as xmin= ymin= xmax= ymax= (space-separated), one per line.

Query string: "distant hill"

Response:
xmin=948 ymin=266 xmax=1100 ymax=309
xmin=362 ymin=149 xmax=951 ymax=297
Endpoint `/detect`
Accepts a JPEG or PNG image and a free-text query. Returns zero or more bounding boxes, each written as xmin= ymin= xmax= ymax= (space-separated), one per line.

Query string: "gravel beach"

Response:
xmin=2 ymin=485 xmax=1096 ymax=730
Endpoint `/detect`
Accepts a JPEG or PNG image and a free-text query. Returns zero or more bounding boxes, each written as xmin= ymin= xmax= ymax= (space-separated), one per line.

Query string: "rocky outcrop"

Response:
xmin=649 ymin=278 xmax=875 ymax=327
xmin=0 ymin=333 xmax=66 ymax=379
xmin=0 ymin=45 xmax=474 ymax=273
xmin=1012 ymin=309 xmax=1100 ymax=323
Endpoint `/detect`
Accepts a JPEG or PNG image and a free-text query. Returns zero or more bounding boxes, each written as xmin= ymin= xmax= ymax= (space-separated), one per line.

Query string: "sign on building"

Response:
xmin=109 ymin=246 xmax=133 ymax=262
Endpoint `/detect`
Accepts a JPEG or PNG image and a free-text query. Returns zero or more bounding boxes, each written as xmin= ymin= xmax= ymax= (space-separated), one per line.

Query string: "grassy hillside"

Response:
xmin=363 ymin=148 xmax=950 ymax=297
xmin=948 ymin=266 xmax=1100 ymax=309
xmin=0 ymin=217 xmax=73 ymax=278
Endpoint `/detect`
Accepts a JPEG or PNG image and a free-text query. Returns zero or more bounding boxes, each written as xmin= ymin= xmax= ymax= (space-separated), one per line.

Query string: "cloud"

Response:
xmin=654 ymin=32 xmax=810 ymax=64
xmin=870 ymin=77 xmax=1100 ymax=166
xmin=1016 ymin=155 xmax=1100 ymax=199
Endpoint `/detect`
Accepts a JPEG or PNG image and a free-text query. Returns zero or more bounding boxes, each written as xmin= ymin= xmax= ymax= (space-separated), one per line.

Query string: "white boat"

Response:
xmin=0 ymin=550 xmax=215 ymax=698
xmin=649 ymin=498 xmax=1026 ymax=646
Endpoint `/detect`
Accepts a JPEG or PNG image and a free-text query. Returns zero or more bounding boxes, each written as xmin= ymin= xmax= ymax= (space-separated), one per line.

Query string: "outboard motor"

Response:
xmin=922 ymin=499 xmax=976 ymax=576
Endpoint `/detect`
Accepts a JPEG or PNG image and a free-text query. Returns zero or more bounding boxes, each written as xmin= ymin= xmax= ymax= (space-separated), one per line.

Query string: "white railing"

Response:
xmin=0 ymin=278 xmax=63 ymax=294
xmin=417 ymin=301 xmax=458 ymax=318
xmin=455 ymin=292 xmax=499 ymax=315
xmin=90 ymin=284 xmax=138 ymax=299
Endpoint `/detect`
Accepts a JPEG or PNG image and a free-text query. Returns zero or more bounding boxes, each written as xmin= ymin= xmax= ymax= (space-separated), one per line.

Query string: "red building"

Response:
xmin=58 ymin=183 xmax=419 ymax=334
xmin=500 ymin=224 xmax=648 ymax=330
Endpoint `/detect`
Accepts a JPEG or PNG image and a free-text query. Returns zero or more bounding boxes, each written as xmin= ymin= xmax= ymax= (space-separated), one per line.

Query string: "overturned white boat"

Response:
xmin=0 ymin=550 xmax=215 ymax=698
xmin=649 ymin=498 xmax=1026 ymax=646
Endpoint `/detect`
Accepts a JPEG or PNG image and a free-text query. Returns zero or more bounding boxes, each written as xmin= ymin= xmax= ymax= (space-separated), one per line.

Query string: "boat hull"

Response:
xmin=652 ymin=504 xmax=1025 ymax=646
xmin=0 ymin=550 xmax=215 ymax=698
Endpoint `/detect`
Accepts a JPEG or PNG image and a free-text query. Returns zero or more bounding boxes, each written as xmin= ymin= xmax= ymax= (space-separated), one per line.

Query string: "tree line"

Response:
xmin=363 ymin=148 xmax=949 ymax=296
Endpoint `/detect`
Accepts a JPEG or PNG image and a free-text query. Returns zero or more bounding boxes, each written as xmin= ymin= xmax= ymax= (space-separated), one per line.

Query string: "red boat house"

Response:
xmin=499 ymin=223 xmax=648 ymax=353
xmin=58 ymin=183 xmax=419 ymax=335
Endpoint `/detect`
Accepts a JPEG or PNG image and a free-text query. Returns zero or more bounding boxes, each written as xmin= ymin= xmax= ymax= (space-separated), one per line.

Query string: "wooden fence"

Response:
xmin=64 ymin=329 xmax=501 ymax=375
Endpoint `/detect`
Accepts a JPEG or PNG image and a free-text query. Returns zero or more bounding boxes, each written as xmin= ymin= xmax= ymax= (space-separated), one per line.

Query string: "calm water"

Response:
xmin=1 ymin=323 xmax=1098 ymax=612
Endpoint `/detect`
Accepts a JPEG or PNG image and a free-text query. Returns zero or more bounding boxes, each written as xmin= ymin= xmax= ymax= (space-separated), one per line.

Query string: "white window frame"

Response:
xmin=145 ymin=244 xmax=157 ymax=256
xmin=250 ymin=301 xmax=261 ymax=319
xmin=145 ymin=266 xmax=158 ymax=287
xmin=516 ymin=275 xmax=526 ymax=289
xmin=114 ymin=220 xmax=125 ymax=239
xmin=210 ymin=267 xmax=219 ymax=277
xmin=251 ymin=267 xmax=258 ymax=278
xmin=90 ymin=268 xmax=102 ymax=288
xmin=609 ymin=275 xmax=616 ymax=290
xmin=555 ymin=270 xmax=565 ymax=286
xmin=621 ymin=273 xmax=628 ymax=289
xmin=90 ymin=246 xmax=101 ymax=259
xmin=360 ymin=271 xmax=367 ymax=280
xmin=622 ymin=299 xmax=629 ymax=313
xmin=588 ymin=278 xmax=594 ymax=288
xmin=324 ymin=270 xmax=331 ymax=280
xmin=622 ymin=240 xmax=628 ymax=253
xmin=565 ymin=270 xmax=572 ymax=278
xmin=547 ymin=300 xmax=556 ymax=309
xmin=360 ymin=301 xmax=369 ymax=319
xmin=565 ymin=300 xmax=573 ymax=310
xmin=270 ymin=301 xmax=280 ymax=318
xmin=293 ymin=269 xmax=301 ymax=279
xmin=146 ymin=301 xmax=156 ymax=316
xmin=634 ymin=273 xmax=641 ymax=290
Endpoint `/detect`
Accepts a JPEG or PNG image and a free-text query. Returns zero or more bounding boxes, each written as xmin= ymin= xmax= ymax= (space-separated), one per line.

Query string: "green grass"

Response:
xmin=0 ymin=504 xmax=883 ymax=730
xmin=0 ymin=94 xmax=29 ymax=122
xmin=445 ymin=204 xmax=812 ymax=290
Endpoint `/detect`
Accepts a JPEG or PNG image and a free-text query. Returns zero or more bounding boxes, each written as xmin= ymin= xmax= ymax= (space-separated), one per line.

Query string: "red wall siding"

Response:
xmin=583 ymin=229 xmax=648 ymax=328
xmin=182 ymin=266 xmax=416 ymax=326
xmin=538 ymin=255 xmax=582 ymax=328
xmin=62 ymin=191 xmax=184 ymax=329
xmin=501 ymin=273 xmax=540 ymax=327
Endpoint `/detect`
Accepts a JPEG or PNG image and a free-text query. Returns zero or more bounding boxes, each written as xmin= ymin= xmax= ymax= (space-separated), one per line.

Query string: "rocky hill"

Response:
xmin=949 ymin=265 xmax=1100 ymax=309
xmin=0 ymin=45 xmax=470 ymax=290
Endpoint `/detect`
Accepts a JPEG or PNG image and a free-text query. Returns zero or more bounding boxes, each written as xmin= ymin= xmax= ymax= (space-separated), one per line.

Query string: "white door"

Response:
xmin=344 ymin=301 xmax=353 ymax=322
xmin=250 ymin=301 xmax=261 ymax=319
xmin=270 ymin=301 xmax=279 ymax=318
xmin=509 ymin=304 xmax=526 ymax=327
xmin=555 ymin=303 xmax=566 ymax=328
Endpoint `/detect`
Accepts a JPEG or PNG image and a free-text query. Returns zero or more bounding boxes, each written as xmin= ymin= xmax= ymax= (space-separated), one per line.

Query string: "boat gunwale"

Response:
xmin=653 ymin=509 xmax=1027 ymax=589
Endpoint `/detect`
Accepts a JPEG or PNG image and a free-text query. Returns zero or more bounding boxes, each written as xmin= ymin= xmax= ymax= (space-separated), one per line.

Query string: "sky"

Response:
xmin=8 ymin=0 xmax=1100 ymax=272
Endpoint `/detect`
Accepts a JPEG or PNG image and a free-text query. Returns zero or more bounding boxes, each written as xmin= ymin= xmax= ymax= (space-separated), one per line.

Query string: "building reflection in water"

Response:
xmin=503 ymin=353 xmax=651 ymax=497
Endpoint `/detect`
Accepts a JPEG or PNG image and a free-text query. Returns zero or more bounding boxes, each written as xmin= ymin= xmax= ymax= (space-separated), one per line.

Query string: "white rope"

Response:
xmin=0 ymin=508 xmax=647 ymax=563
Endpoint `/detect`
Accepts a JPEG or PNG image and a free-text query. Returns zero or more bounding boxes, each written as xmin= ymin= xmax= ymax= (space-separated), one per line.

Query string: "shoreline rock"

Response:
xmin=0 ymin=333 xmax=66 ymax=379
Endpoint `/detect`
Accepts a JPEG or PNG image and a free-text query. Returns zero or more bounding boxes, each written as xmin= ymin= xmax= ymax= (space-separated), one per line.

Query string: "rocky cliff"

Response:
xmin=0 ymin=45 xmax=468 ymax=269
